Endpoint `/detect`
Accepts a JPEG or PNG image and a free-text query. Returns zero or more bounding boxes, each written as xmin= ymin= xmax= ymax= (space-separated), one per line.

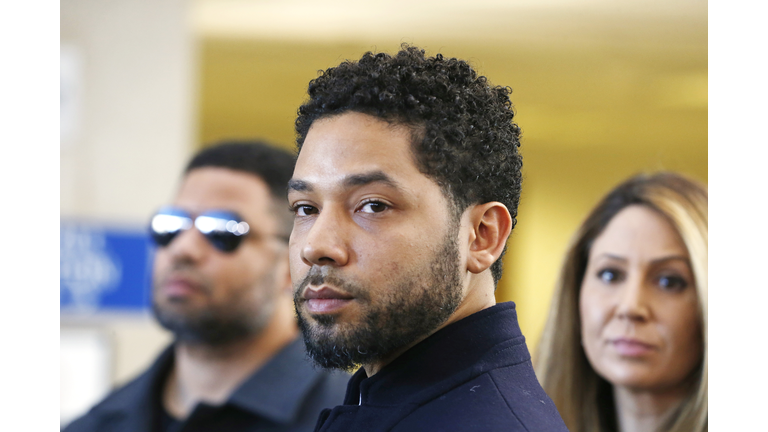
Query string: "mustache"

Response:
xmin=296 ymin=267 xmax=370 ymax=301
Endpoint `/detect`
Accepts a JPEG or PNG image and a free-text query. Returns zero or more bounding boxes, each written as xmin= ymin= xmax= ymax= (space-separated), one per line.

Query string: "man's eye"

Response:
xmin=293 ymin=205 xmax=318 ymax=217
xmin=597 ymin=269 xmax=622 ymax=284
xmin=658 ymin=275 xmax=688 ymax=291
xmin=358 ymin=201 xmax=388 ymax=214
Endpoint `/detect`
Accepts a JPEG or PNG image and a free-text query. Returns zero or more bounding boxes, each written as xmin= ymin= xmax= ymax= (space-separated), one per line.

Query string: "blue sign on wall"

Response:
xmin=60 ymin=222 xmax=155 ymax=312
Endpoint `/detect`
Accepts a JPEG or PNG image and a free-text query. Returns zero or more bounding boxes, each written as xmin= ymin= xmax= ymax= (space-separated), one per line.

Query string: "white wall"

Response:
xmin=60 ymin=0 xmax=193 ymax=424
xmin=61 ymin=0 xmax=193 ymax=222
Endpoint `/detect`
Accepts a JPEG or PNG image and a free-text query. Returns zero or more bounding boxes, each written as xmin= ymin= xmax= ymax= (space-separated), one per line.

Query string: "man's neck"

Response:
xmin=163 ymin=318 xmax=298 ymax=419
xmin=363 ymin=275 xmax=496 ymax=377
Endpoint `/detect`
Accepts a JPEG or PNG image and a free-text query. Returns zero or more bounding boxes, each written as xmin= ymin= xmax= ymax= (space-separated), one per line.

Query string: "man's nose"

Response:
xmin=300 ymin=207 xmax=350 ymax=268
xmin=165 ymin=227 xmax=209 ymax=264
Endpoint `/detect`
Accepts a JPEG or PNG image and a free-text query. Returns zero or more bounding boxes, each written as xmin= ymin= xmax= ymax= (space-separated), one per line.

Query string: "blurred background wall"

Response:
xmin=60 ymin=0 xmax=706 ymax=425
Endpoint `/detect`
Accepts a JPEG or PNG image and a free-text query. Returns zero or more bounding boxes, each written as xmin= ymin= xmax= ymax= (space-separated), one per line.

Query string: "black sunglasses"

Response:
xmin=149 ymin=207 xmax=254 ymax=253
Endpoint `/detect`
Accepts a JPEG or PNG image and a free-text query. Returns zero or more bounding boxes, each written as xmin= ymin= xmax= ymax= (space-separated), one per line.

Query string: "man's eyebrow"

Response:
xmin=288 ymin=171 xmax=404 ymax=193
xmin=342 ymin=171 xmax=401 ymax=189
xmin=287 ymin=179 xmax=312 ymax=193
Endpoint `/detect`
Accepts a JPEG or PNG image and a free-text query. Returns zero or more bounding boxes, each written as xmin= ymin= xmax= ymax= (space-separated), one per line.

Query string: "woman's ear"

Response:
xmin=466 ymin=202 xmax=513 ymax=274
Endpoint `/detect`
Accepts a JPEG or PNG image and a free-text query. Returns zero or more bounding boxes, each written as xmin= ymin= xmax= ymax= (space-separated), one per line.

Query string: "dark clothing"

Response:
xmin=314 ymin=302 xmax=568 ymax=432
xmin=158 ymin=407 xmax=182 ymax=432
xmin=63 ymin=338 xmax=349 ymax=432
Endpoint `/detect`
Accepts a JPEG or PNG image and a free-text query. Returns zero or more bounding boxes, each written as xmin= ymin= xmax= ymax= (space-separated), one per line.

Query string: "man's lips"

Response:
xmin=161 ymin=277 xmax=203 ymax=297
xmin=302 ymin=287 xmax=354 ymax=314
xmin=609 ymin=337 xmax=657 ymax=357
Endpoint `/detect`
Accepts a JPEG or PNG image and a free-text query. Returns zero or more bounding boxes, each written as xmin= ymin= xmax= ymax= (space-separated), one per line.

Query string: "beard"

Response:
xmin=152 ymin=263 xmax=276 ymax=347
xmin=293 ymin=227 xmax=464 ymax=371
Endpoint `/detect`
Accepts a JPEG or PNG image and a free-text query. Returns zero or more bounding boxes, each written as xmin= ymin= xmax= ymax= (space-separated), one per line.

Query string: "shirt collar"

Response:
xmin=228 ymin=337 xmax=325 ymax=424
xmin=96 ymin=337 xmax=324 ymax=426
xmin=95 ymin=345 xmax=173 ymax=430
xmin=351 ymin=302 xmax=529 ymax=406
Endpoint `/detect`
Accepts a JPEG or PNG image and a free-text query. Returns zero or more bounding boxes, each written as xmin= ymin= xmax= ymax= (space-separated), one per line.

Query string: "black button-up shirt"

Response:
xmin=313 ymin=302 xmax=569 ymax=432
xmin=63 ymin=338 xmax=349 ymax=432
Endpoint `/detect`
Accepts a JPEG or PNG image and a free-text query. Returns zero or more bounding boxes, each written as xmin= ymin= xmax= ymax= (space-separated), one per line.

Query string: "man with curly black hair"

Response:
xmin=289 ymin=45 xmax=567 ymax=431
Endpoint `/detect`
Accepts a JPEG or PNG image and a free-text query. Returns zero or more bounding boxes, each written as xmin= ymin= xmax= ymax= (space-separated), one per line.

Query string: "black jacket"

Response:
xmin=314 ymin=302 xmax=569 ymax=432
xmin=63 ymin=338 xmax=348 ymax=432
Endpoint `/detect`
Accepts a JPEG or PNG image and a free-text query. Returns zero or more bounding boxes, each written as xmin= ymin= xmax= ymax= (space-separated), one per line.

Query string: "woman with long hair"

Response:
xmin=535 ymin=172 xmax=707 ymax=432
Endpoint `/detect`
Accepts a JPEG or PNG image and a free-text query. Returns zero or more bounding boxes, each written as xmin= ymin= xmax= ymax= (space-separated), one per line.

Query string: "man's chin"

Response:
xmin=299 ymin=329 xmax=372 ymax=371
xmin=306 ymin=311 xmax=339 ymax=327
xmin=297 ymin=314 xmax=398 ymax=371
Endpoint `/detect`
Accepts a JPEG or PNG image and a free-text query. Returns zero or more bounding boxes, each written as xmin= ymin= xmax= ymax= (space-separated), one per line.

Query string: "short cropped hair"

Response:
xmin=295 ymin=45 xmax=522 ymax=284
xmin=185 ymin=141 xmax=296 ymax=233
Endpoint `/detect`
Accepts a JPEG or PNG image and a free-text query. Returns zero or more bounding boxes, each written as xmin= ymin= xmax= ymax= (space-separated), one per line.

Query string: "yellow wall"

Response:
xmin=196 ymin=15 xmax=706 ymax=355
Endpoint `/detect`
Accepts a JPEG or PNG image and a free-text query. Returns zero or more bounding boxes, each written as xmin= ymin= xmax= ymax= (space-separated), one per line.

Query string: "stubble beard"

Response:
xmin=152 ymin=263 xmax=276 ymax=347
xmin=294 ymin=228 xmax=464 ymax=371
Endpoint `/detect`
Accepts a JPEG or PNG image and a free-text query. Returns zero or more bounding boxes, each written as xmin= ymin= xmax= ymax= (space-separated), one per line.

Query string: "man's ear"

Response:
xmin=465 ymin=202 xmax=512 ymax=274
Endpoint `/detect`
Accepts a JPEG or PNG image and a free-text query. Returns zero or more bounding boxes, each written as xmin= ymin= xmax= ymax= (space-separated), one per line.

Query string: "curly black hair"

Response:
xmin=295 ymin=45 xmax=522 ymax=284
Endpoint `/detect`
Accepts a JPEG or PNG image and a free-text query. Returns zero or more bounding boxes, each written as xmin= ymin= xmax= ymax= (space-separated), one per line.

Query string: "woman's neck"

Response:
xmin=612 ymin=385 xmax=688 ymax=432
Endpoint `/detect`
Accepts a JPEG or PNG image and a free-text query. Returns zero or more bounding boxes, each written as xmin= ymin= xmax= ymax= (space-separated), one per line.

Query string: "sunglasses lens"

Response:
xmin=151 ymin=230 xmax=177 ymax=247
xmin=206 ymin=232 xmax=244 ymax=253
xmin=150 ymin=212 xmax=192 ymax=247
xmin=149 ymin=209 xmax=249 ymax=252
xmin=195 ymin=212 xmax=250 ymax=253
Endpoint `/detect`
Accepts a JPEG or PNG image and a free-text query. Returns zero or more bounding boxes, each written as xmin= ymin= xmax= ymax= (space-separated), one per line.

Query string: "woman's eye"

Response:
xmin=597 ymin=269 xmax=622 ymax=284
xmin=359 ymin=201 xmax=388 ymax=214
xmin=658 ymin=275 xmax=689 ymax=291
xmin=293 ymin=205 xmax=318 ymax=217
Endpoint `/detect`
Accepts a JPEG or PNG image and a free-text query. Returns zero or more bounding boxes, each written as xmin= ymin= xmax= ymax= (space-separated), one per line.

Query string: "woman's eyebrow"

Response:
xmin=649 ymin=255 xmax=690 ymax=266
xmin=595 ymin=253 xmax=628 ymax=262
xmin=594 ymin=253 xmax=690 ymax=266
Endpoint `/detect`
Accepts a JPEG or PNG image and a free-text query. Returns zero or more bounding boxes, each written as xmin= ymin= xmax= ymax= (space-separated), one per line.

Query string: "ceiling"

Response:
xmin=191 ymin=0 xmax=707 ymax=43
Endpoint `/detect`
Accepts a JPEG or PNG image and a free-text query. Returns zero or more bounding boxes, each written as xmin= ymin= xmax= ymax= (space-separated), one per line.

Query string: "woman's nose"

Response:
xmin=615 ymin=276 xmax=651 ymax=322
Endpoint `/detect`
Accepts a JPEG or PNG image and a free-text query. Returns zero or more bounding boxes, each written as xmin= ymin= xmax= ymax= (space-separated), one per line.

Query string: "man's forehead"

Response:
xmin=175 ymin=167 xmax=272 ymax=214
xmin=292 ymin=112 xmax=422 ymax=189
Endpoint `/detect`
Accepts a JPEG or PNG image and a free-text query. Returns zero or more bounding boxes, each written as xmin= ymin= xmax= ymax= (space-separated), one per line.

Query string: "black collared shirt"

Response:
xmin=313 ymin=302 xmax=569 ymax=432
xmin=63 ymin=338 xmax=349 ymax=432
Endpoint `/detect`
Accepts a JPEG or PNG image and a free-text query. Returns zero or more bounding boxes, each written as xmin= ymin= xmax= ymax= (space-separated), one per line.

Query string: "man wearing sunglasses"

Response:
xmin=65 ymin=142 xmax=348 ymax=432
xmin=289 ymin=46 xmax=568 ymax=431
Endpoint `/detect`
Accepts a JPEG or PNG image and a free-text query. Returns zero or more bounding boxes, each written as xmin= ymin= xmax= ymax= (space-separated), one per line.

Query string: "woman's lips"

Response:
xmin=610 ymin=338 xmax=657 ymax=357
xmin=303 ymin=287 xmax=354 ymax=314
